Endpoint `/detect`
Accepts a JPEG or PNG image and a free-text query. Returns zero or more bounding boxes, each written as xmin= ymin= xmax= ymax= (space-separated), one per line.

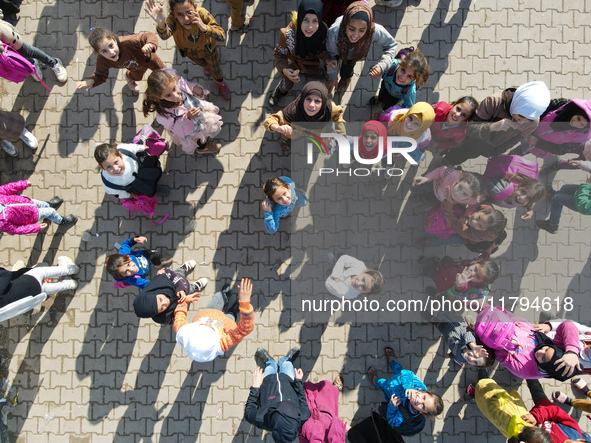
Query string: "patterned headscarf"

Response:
xmin=336 ymin=2 xmax=375 ymax=63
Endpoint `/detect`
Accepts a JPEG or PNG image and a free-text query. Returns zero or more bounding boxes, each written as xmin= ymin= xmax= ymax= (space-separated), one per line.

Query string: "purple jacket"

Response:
xmin=0 ymin=180 xmax=42 ymax=235
xmin=533 ymin=99 xmax=591 ymax=146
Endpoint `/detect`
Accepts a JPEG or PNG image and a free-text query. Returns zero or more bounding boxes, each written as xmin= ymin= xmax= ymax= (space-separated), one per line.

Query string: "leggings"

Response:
xmin=24 ymin=265 xmax=75 ymax=294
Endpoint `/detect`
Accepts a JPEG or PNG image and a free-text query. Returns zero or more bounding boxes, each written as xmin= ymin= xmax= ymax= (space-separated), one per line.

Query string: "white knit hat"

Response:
xmin=509 ymin=81 xmax=551 ymax=120
xmin=176 ymin=322 xmax=223 ymax=362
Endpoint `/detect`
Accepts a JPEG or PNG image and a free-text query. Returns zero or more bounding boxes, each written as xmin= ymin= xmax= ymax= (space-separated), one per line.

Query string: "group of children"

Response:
xmin=1 ymin=0 xmax=591 ymax=442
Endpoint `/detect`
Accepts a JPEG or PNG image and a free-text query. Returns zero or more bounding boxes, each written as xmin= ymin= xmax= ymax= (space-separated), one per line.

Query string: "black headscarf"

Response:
xmin=281 ymin=81 xmax=332 ymax=128
xmin=295 ymin=0 xmax=328 ymax=59
xmin=550 ymin=101 xmax=590 ymax=132
xmin=133 ymin=274 xmax=178 ymax=325
xmin=534 ymin=331 xmax=582 ymax=382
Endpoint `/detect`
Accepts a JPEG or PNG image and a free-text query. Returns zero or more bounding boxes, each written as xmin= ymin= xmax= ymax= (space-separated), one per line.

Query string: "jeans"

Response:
xmin=25 ymin=265 xmax=75 ymax=294
xmin=34 ymin=200 xmax=62 ymax=224
xmin=263 ymin=357 xmax=295 ymax=380
xmin=17 ymin=42 xmax=58 ymax=67
xmin=548 ymin=184 xmax=579 ymax=227
xmin=204 ymin=290 xmax=237 ymax=322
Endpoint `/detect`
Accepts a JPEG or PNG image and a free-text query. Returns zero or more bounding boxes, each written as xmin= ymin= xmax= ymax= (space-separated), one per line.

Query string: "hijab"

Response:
xmin=550 ymin=100 xmax=591 ymax=132
xmin=387 ymin=102 xmax=435 ymax=139
xmin=294 ymin=0 xmax=328 ymax=59
xmin=133 ymin=275 xmax=178 ymax=325
xmin=336 ymin=2 xmax=375 ymax=63
xmin=281 ymin=81 xmax=332 ymax=127
xmin=358 ymin=120 xmax=388 ymax=160
xmin=533 ymin=330 xmax=582 ymax=382
xmin=176 ymin=321 xmax=223 ymax=362
xmin=509 ymin=81 xmax=551 ymax=120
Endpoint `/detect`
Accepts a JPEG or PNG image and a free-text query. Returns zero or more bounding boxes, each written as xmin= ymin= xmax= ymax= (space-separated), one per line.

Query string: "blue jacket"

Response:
xmin=264 ymin=177 xmax=301 ymax=234
xmin=381 ymin=60 xmax=417 ymax=109
xmin=115 ymin=238 xmax=151 ymax=289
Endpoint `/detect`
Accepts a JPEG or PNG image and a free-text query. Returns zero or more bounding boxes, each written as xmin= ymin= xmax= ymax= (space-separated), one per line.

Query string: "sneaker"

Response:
xmin=215 ymin=79 xmax=231 ymax=100
xmin=125 ymin=72 xmax=140 ymax=93
xmin=285 ymin=347 xmax=300 ymax=363
xmin=538 ymin=310 xmax=558 ymax=323
xmin=536 ymin=219 xmax=558 ymax=234
xmin=193 ymin=277 xmax=208 ymax=293
xmin=221 ymin=283 xmax=231 ymax=295
xmin=51 ymin=58 xmax=67 ymax=83
xmin=268 ymin=84 xmax=287 ymax=106
xmin=19 ymin=128 xmax=38 ymax=150
xmin=255 ymin=347 xmax=273 ymax=368
xmin=47 ymin=196 xmax=63 ymax=209
xmin=57 ymin=256 xmax=79 ymax=275
xmin=1 ymin=140 xmax=18 ymax=157
xmin=552 ymin=391 xmax=571 ymax=405
xmin=60 ymin=214 xmax=78 ymax=228
xmin=146 ymin=249 xmax=162 ymax=266
xmin=156 ymin=184 xmax=170 ymax=196
xmin=11 ymin=260 xmax=26 ymax=272
xmin=32 ymin=59 xmax=43 ymax=82
xmin=180 ymin=260 xmax=197 ymax=275
xmin=59 ymin=277 xmax=78 ymax=291
xmin=376 ymin=0 xmax=403 ymax=6
xmin=195 ymin=141 xmax=222 ymax=154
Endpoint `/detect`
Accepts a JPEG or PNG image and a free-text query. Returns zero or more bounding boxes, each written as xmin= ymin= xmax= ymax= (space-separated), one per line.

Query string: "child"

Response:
xmin=0 ymin=257 xmax=79 ymax=309
xmin=76 ymin=27 xmax=165 ymax=93
xmin=143 ymin=68 xmax=222 ymax=154
xmin=0 ymin=180 xmax=77 ymax=235
xmin=413 ymin=167 xmax=485 ymax=206
xmin=94 ymin=142 xmax=168 ymax=200
xmin=325 ymin=254 xmax=384 ymax=299
xmin=269 ymin=0 xmax=329 ymax=105
xmin=537 ymin=178 xmax=591 ymax=234
xmin=367 ymin=347 xmax=444 ymax=436
xmin=245 ymin=347 xmax=311 ymax=442
xmin=370 ymin=49 xmax=431 ymax=110
xmin=301 ymin=377 xmax=347 ymax=442
xmin=262 ymin=176 xmax=308 ymax=234
xmin=105 ymin=236 xmax=174 ymax=289
xmin=133 ymin=260 xmax=202 ymax=325
xmin=445 ymin=81 xmax=551 ymax=165
xmin=379 ymin=102 xmax=435 ymax=163
xmin=356 ymin=120 xmax=388 ymax=161
xmin=419 ymin=253 xmax=500 ymax=301
xmin=429 ymin=97 xmax=479 ymax=151
xmin=554 ymin=377 xmax=591 ymax=416
xmin=145 ymin=0 xmax=230 ymax=99
xmin=325 ymin=2 xmax=398 ymax=94
xmin=0 ymin=109 xmax=38 ymax=156
xmin=0 ymin=18 xmax=67 ymax=83
xmin=174 ymin=278 xmax=254 ymax=362
xmin=264 ymin=81 xmax=345 ymax=150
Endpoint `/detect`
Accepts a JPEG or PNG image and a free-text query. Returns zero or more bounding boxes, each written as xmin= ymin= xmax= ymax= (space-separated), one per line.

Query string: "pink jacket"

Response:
xmin=533 ymin=99 xmax=591 ymax=146
xmin=496 ymin=317 xmax=580 ymax=380
xmin=0 ymin=180 xmax=42 ymax=235
xmin=300 ymin=380 xmax=346 ymax=443
xmin=424 ymin=166 xmax=479 ymax=205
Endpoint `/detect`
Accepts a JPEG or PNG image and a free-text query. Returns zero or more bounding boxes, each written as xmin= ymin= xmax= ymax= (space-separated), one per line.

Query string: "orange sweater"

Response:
xmin=173 ymin=301 xmax=254 ymax=352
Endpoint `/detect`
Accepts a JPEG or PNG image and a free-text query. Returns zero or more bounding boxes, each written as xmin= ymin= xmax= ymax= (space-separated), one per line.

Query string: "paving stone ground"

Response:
xmin=0 ymin=0 xmax=590 ymax=441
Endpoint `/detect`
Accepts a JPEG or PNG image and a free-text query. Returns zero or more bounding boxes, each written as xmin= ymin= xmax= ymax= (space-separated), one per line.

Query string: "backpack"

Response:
xmin=119 ymin=194 xmax=169 ymax=225
xmin=101 ymin=148 xmax=162 ymax=197
xmin=0 ymin=43 xmax=50 ymax=90
xmin=484 ymin=155 xmax=539 ymax=202
xmin=131 ymin=125 xmax=169 ymax=157
xmin=475 ymin=305 xmax=519 ymax=352
xmin=385 ymin=46 xmax=416 ymax=95
xmin=423 ymin=205 xmax=456 ymax=238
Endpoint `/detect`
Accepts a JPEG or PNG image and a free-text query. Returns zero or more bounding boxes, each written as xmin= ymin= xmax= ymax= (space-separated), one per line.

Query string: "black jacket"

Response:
xmin=0 ymin=267 xmax=42 ymax=309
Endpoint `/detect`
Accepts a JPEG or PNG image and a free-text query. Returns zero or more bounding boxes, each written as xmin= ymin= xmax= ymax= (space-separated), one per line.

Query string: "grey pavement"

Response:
xmin=0 ymin=0 xmax=590 ymax=442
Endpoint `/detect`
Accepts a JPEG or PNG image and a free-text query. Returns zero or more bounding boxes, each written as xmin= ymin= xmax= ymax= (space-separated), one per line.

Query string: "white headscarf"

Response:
xmin=509 ymin=81 xmax=551 ymax=120
xmin=176 ymin=321 xmax=223 ymax=362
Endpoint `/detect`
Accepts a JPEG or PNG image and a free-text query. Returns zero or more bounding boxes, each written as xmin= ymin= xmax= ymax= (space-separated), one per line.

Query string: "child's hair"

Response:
xmin=106 ymin=254 xmax=131 ymax=279
xmin=507 ymin=427 xmax=551 ymax=443
xmin=94 ymin=143 xmax=121 ymax=166
xmin=458 ymin=171 xmax=486 ymax=199
xmin=169 ymin=0 xmax=197 ymax=10
xmin=423 ymin=391 xmax=444 ymax=417
xmin=88 ymin=27 xmax=117 ymax=52
xmin=364 ymin=269 xmax=385 ymax=295
xmin=478 ymin=206 xmax=507 ymax=234
xmin=505 ymin=175 xmax=547 ymax=204
xmin=263 ymin=177 xmax=290 ymax=201
xmin=451 ymin=96 xmax=479 ymax=119
xmin=476 ymin=259 xmax=500 ymax=286
xmin=143 ymin=70 xmax=181 ymax=118
xmin=399 ymin=50 xmax=431 ymax=87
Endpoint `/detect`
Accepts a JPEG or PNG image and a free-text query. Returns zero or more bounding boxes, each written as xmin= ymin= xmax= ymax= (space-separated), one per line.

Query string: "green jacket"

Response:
xmin=574 ymin=184 xmax=591 ymax=215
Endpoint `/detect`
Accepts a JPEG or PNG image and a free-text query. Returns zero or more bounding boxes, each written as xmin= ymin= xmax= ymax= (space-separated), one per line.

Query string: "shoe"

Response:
xmin=255 ymin=347 xmax=273 ymax=368
xmin=463 ymin=384 xmax=476 ymax=404
xmin=204 ymin=66 xmax=211 ymax=76
xmin=146 ymin=249 xmax=162 ymax=266
xmin=51 ymin=58 xmax=67 ymax=83
xmin=369 ymin=96 xmax=381 ymax=106
xmin=1 ymin=140 xmax=18 ymax=157
xmin=367 ymin=366 xmax=378 ymax=385
xmin=159 ymin=257 xmax=174 ymax=268
xmin=215 ymin=79 xmax=231 ymax=100
xmin=332 ymin=375 xmax=344 ymax=392
xmin=11 ymin=260 xmax=25 ymax=272
xmin=19 ymin=128 xmax=38 ymax=150
xmin=193 ymin=277 xmax=208 ymax=292
xmin=539 ymin=310 xmax=558 ymax=323
xmin=221 ymin=283 xmax=231 ymax=295
xmin=285 ymin=347 xmax=300 ymax=363
xmin=125 ymin=72 xmax=140 ymax=93
xmin=268 ymin=84 xmax=287 ymax=106
xmin=572 ymin=377 xmax=590 ymax=394
xmin=230 ymin=15 xmax=252 ymax=32
xmin=536 ymin=219 xmax=558 ymax=234
xmin=376 ymin=0 xmax=403 ymax=6
xmin=552 ymin=391 xmax=571 ymax=405
xmin=195 ymin=141 xmax=222 ymax=154
xmin=180 ymin=260 xmax=197 ymax=275
xmin=32 ymin=59 xmax=43 ymax=82
xmin=546 ymin=184 xmax=556 ymax=200
xmin=60 ymin=214 xmax=78 ymax=227
xmin=57 ymin=256 xmax=79 ymax=275
xmin=384 ymin=346 xmax=396 ymax=363
xmin=227 ymin=301 xmax=240 ymax=319
xmin=336 ymin=78 xmax=351 ymax=93
xmin=47 ymin=196 xmax=63 ymax=209
xmin=60 ymin=277 xmax=78 ymax=291
xmin=156 ymin=184 xmax=170 ymax=196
